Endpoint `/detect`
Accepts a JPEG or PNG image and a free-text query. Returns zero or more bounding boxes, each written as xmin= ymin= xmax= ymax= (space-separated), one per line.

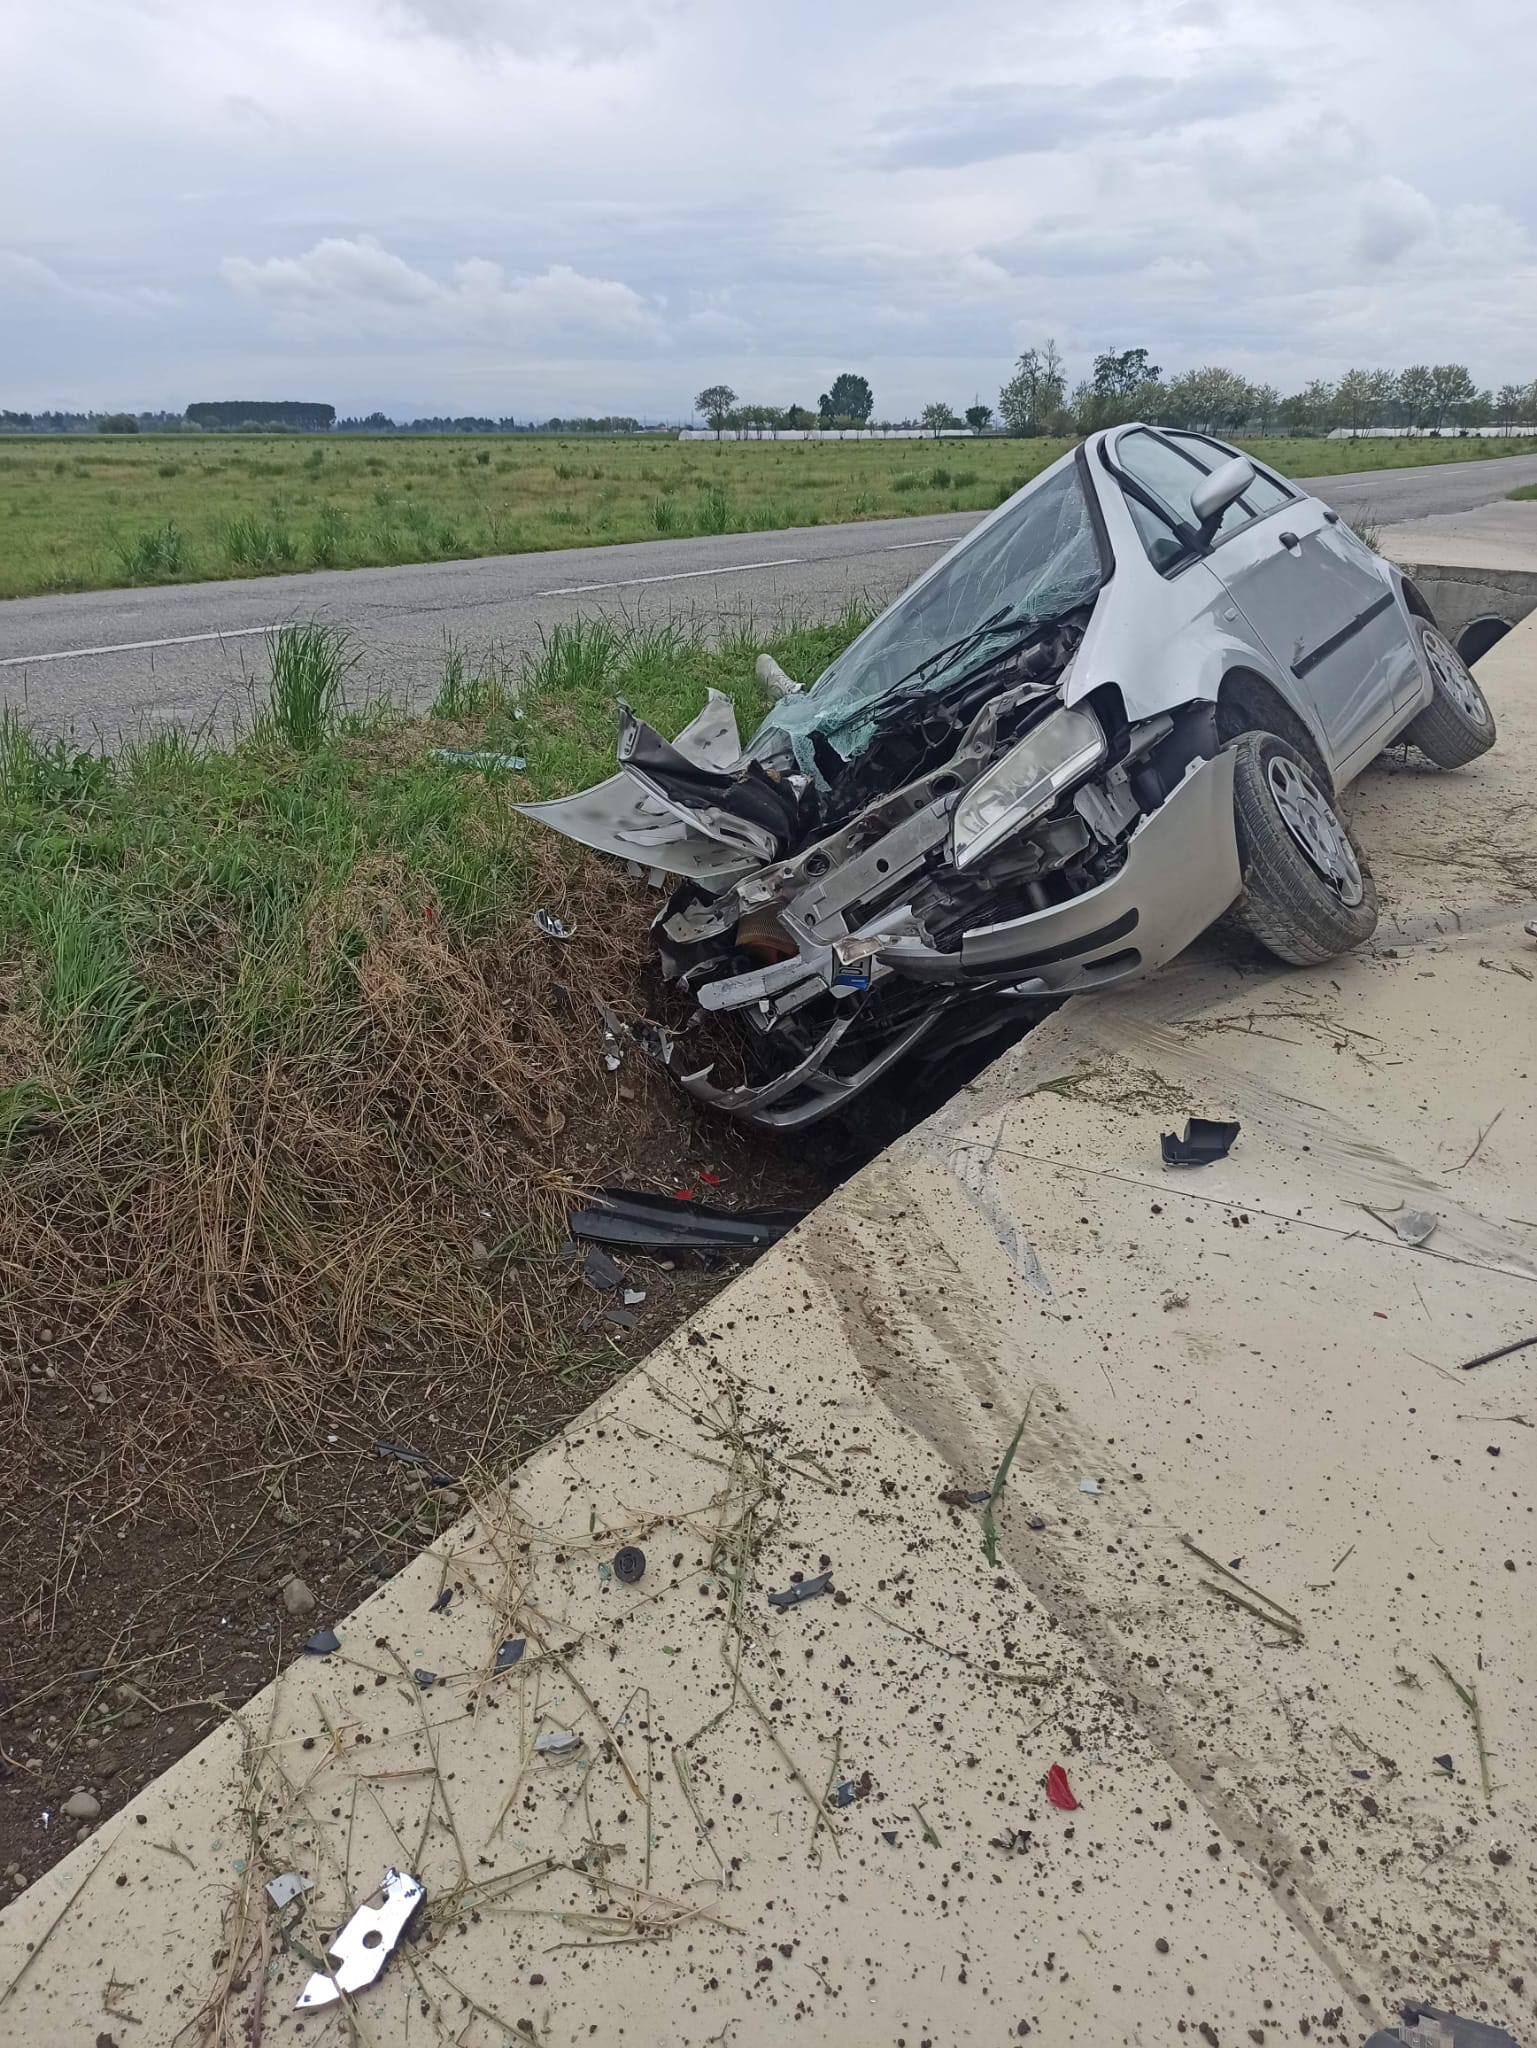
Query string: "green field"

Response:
xmin=4 ymin=430 xmax=1536 ymax=602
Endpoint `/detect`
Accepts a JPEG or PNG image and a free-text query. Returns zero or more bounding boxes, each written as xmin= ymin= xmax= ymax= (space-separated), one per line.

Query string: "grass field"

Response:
xmin=5 ymin=430 xmax=1537 ymax=602
xmin=0 ymin=603 xmax=862 ymax=1388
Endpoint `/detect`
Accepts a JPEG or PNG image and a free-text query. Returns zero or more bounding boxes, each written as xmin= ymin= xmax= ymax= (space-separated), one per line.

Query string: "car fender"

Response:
xmin=1063 ymin=587 xmax=1335 ymax=775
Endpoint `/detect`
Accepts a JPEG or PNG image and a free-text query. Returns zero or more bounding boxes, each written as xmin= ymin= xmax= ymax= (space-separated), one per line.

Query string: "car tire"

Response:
xmin=1227 ymin=731 xmax=1378 ymax=966
xmin=1404 ymin=618 xmax=1497 ymax=768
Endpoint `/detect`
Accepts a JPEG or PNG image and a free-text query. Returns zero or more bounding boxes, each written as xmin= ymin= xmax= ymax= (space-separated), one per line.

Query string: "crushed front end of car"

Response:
xmin=517 ymin=452 xmax=1242 ymax=1129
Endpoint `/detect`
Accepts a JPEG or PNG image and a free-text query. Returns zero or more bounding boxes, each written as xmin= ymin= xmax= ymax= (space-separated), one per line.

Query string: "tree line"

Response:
xmin=696 ymin=349 xmax=1537 ymax=438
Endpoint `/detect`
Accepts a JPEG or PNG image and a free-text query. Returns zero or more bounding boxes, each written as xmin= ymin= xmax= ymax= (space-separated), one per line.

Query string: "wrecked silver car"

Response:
xmin=520 ymin=427 xmax=1497 ymax=1128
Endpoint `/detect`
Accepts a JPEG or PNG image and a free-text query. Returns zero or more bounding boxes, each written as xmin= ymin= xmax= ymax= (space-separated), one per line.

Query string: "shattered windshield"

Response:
xmin=752 ymin=454 xmax=1105 ymax=777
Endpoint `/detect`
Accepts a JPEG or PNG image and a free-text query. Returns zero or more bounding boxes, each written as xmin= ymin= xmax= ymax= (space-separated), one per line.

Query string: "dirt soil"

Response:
xmin=0 ymin=1015 xmax=858 ymax=1899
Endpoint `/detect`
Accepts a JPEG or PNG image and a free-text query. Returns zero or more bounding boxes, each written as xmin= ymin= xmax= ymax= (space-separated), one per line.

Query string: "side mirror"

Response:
xmin=1189 ymin=453 xmax=1255 ymax=532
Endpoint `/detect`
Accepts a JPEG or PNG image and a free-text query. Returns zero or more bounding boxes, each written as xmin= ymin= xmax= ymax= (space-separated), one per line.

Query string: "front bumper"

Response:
xmin=660 ymin=749 xmax=1242 ymax=1129
xmin=884 ymin=748 xmax=1242 ymax=995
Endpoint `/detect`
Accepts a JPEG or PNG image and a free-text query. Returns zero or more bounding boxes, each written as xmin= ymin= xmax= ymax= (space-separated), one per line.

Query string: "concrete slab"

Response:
xmin=1379 ymin=499 xmax=1537 ymax=574
xmin=3 ymin=628 xmax=1535 ymax=2048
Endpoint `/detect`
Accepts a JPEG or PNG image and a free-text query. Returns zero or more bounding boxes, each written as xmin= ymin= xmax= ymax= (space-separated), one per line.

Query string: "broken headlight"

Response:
xmin=950 ymin=706 xmax=1106 ymax=870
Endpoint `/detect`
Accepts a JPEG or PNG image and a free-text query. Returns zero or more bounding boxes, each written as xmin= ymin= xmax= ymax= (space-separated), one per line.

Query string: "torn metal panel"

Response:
xmin=569 ymin=1189 xmax=804 ymax=1255
xmin=294 ymin=1868 xmax=424 ymax=2009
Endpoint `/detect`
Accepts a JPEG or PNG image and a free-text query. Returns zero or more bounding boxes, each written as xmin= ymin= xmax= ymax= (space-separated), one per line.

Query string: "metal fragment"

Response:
xmin=768 ymin=1570 xmax=833 ymax=1608
xmin=294 ymin=1867 xmax=424 ymax=2009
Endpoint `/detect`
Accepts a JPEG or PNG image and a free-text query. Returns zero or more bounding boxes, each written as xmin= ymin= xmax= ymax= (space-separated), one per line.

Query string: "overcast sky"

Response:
xmin=4 ymin=0 xmax=1536 ymax=418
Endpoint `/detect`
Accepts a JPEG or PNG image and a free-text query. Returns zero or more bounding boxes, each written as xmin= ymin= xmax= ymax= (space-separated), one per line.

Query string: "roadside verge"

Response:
xmin=2 ymin=621 xmax=1533 ymax=2047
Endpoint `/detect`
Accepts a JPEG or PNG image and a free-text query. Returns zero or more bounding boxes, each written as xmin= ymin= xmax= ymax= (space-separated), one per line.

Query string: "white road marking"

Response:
xmin=0 ymin=624 xmax=282 ymax=668
xmin=881 ymin=538 xmax=954 ymax=551
xmin=538 ymin=556 xmax=804 ymax=598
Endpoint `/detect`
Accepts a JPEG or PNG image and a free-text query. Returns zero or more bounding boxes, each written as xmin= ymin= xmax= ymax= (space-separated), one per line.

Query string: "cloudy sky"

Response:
xmin=4 ymin=0 xmax=1536 ymax=418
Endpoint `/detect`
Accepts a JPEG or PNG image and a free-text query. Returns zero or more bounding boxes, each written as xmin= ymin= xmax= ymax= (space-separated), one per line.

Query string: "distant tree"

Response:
xmin=1364 ymin=369 xmax=1397 ymax=429
xmin=694 ymin=384 xmax=738 ymax=437
xmin=998 ymin=340 xmax=1066 ymax=436
xmin=1333 ymin=368 xmax=1377 ymax=436
xmin=1463 ymin=390 xmax=1493 ymax=429
xmin=1093 ymin=346 xmax=1161 ymax=398
xmin=964 ymin=403 xmax=993 ymax=434
xmin=921 ymin=401 xmax=960 ymax=435
xmin=1246 ymin=383 xmax=1280 ymax=435
xmin=1428 ymin=363 xmax=1477 ymax=428
xmin=818 ymin=372 xmax=874 ymax=425
xmin=1396 ymin=365 xmax=1434 ymax=430
xmin=98 ymin=413 xmax=140 ymax=434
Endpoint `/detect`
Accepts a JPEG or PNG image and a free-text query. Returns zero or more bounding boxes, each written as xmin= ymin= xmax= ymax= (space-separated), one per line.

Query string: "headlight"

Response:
xmin=950 ymin=707 xmax=1106 ymax=870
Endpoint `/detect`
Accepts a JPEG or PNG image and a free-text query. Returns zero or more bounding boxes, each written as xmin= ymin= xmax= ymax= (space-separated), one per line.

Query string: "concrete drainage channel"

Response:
xmin=1 ymin=597 xmax=1533 ymax=2045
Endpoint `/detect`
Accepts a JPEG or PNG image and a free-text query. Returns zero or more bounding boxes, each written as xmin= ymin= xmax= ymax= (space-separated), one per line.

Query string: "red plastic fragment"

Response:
xmin=697 ymin=1170 xmax=722 ymax=1186
xmin=1046 ymin=1764 xmax=1079 ymax=1811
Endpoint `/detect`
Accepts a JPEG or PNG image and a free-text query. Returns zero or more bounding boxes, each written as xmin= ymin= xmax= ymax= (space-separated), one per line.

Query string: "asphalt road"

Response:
xmin=5 ymin=449 xmax=1537 ymax=742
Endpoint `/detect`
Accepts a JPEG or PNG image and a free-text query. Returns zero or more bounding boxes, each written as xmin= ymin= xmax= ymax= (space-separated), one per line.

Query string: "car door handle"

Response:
xmin=1278 ymin=531 xmax=1301 ymax=550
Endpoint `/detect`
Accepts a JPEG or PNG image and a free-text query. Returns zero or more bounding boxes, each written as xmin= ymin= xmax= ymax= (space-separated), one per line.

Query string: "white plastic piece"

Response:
xmin=294 ymin=1868 xmax=424 ymax=2010
xmin=534 ymin=1727 xmax=583 ymax=1759
xmin=266 ymin=1871 xmax=313 ymax=1908
xmin=1078 ymin=1477 xmax=1102 ymax=1495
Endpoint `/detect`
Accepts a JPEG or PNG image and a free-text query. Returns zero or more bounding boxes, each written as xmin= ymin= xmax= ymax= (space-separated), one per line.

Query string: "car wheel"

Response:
xmin=1227 ymin=732 xmax=1378 ymax=966
xmin=1405 ymin=618 xmax=1497 ymax=768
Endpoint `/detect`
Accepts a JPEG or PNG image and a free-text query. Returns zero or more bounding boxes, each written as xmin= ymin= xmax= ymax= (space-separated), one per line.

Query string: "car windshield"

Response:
xmin=752 ymin=455 xmax=1105 ymax=776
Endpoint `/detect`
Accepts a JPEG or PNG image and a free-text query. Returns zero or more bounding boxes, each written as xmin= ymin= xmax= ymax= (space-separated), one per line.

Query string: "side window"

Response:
xmin=1123 ymin=490 xmax=1185 ymax=572
xmin=1116 ymin=429 xmax=1208 ymax=528
xmin=1165 ymin=431 xmax=1295 ymax=517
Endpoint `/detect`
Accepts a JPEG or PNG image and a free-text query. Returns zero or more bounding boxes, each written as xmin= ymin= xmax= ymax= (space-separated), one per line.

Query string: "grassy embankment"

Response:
xmin=0 ymin=605 xmax=867 ymax=1478
xmin=6 ymin=431 xmax=1537 ymax=601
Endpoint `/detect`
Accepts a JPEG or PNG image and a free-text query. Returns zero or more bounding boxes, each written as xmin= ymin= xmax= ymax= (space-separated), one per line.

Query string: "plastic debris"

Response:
xmin=581 ymin=1244 xmax=624 ymax=1293
xmin=535 ymin=908 xmax=573 ymax=941
xmin=939 ymin=1486 xmax=992 ymax=1507
xmin=429 ymin=748 xmax=526 ymax=772
xmin=990 ymin=1827 xmax=1033 ymax=1855
xmin=613 ymin=1545 xmax=647 ymax=1584
xmin=1027 ymin=1515 xmax=1047 ymax=1531
xmin=412 ymin=1668 xmax=437 ymax=1690
xmin=375 ymin=1439 xmax=456 ymax=1487
xmin=266 ymin=1871 xmax=313 ymax=1908
xmin=768 ymin=1570 xmax=833 ymax=1609
xmin=496 ymin=1638 xmax=525 ymax=1672
xmin=302 ymin=1627 xmax=340 ymax=1657
xmin=833 ymin=1781 xmax=860 ymax=1808
xmin=1392 ymin=1210 xmax=1439 ymax=1247
xmin=430 ymin=1589 xmax=453 ymax=1614
xmin=1160 ymin=1117 xmax=1240 ymax=1167
xmin=604 ymin=1308 xmax=638 ymax=1330
xmin=570 ymin=1188 xmax=805 ymax=1257
xmin=1078 ymin=1477 xmax=1101 ymax=1496
xmin=622 ymin=1287 xmax=647 ymax=1306
xmin=294 ymin=1868 xmax=424 ymax=2009
xmin=1364 ymin=2005 xmax=1519 ymax=2047
xmin=1433 ymin=1753 xmax=1455 ymax=1775
xmin=596 ymin=999 xmax=627 ymax=1072
xmin=534 ymin=1728 xmax=583 ymax=1760
xmin=881 ymin=1829 xmax=898 ymax=1845
xmin=1045 ymin=1764 xmax=1079 ymax=1811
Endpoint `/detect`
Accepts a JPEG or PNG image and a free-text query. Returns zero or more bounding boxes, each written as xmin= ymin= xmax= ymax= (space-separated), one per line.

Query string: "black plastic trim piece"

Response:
xmin=1292 ymin=591 xmax=1395 ymax=680
xmin=963 ymin=903 xmax=1140 ymax=974
xmin=570 ymin=1189 xmax=805 ymax=1255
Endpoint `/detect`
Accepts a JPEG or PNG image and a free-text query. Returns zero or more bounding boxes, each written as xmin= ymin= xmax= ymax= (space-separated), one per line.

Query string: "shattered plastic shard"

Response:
xmin=1160 ymin=1117 xmax=1240 ymax=1167
xmin=534 ymin=1728 xmax=583 ymax=1759
xmin=266 ymin=1871 xmax=313 ymax=1908
xmin=535 ymin=908 xmax=573 ymax=941
xmin=294 ymin=1868 xmax=424 ymax=2009
xmin=768 ymin=1570 xmax=833 ymax=1608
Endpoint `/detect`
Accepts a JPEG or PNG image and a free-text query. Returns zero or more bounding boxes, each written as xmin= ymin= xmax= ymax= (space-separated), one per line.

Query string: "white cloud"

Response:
xmin=0 ymin=250 xmax=166 ymax=315
xmin=220 ymin=238 xmax=665 ymax=349
xmin=1357 ymin=176 xmax=1437 ymax=265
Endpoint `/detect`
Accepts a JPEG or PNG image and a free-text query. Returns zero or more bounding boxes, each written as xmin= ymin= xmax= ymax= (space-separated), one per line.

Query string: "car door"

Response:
xmin=1111 ymin=429 xmax=1416 ymax=777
